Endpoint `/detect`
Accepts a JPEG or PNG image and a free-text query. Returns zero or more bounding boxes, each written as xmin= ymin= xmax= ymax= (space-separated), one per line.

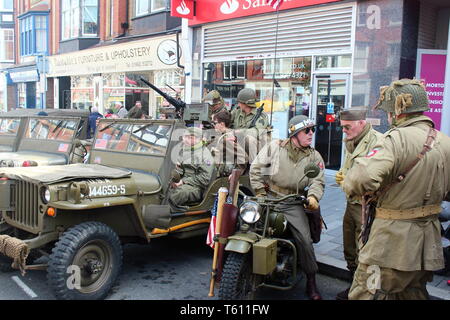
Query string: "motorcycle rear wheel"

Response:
xmin=219 ymin=252 xmax=257 ymax=300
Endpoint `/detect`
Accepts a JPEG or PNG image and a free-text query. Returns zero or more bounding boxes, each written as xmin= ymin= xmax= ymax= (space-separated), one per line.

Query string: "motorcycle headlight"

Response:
xmin=41 ymin=187 xmax=51 ymax=204
xmin=239 ymin=201 xmax=261 ymax=224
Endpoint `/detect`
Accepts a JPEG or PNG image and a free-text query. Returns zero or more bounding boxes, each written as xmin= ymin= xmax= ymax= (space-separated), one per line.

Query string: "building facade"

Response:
xmin=0 ymin=0 xmax=14 ymax=112
xmin=180 ymin=0 xmax=450 ymax=170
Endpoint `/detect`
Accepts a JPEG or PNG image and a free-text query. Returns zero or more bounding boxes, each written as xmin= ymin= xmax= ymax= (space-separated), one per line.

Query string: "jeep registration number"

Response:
xmin=89 ymin=184 xmax=126 ymax=197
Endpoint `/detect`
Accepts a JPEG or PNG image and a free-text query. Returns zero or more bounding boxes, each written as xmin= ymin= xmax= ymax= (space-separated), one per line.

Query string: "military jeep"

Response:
xmin=0 ymin=111 xmax=89 ymax=168
xmin=0 ymin=117 xmax=253 ymax=300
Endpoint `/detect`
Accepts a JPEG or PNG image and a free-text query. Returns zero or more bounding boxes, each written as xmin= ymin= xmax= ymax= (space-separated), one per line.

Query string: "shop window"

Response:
xmin=223 ymin=61 xmax=246 ymax=80
xmin=71 ymin=75 xmax=94 ymax=110
xmin=19 ymin=13 xmax=48 ymax=56
xmin=0 ymin=29 xmax=13 ymax=62
xmin=263 ymin=58 xmax=292 ymax=79
xmin=315 ymin=55 xmax=352 ymax=70
xmin=61 ymin=0 xmax=98 ymax=40
xmin=135 ymin=0 xmax=166 ymax=17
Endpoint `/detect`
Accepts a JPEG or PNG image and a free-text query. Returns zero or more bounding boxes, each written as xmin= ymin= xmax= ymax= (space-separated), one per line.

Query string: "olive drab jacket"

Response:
xmin=343 ymin=115 xmax=450 ymax=271
xmin=250 ymin=139 xmax=325 ymax=201
xmin=210 ymin=130 xmax=248 ymax=177
xmin=230 ymin=107 xmax=269 ymax=130
xmin=176 ymin=142 xmax=215 ymax=189
xmin=339 ymin=123 xmax=382 ymax=204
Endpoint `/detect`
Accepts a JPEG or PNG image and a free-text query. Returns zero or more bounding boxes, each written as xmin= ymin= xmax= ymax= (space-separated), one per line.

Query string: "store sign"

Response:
xmin=189 ymin=0 xmax=342 ymax=25
xmin=171 ymin=0 xmax=195 ymax=19
xmin=48 ymin=36 xmax=183 ymax=77
xmin=417 ymin=50 xmax=446 ymax=130
xmin=9 ymin=69 xmax=39 ymax=83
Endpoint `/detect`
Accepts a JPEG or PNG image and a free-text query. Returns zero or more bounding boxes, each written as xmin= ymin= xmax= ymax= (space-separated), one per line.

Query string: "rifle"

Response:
xmin=360 ymin=193 xmax=376 ymax=247
xmin=249 ymin=103 xmax=264 ymax=129
xmin=139 ymin=77 xmax=186 ymax=114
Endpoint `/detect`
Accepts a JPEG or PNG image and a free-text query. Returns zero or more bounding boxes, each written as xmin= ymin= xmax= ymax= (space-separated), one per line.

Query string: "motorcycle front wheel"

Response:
xmin=219 ymin=252 xmax=257 ymax=300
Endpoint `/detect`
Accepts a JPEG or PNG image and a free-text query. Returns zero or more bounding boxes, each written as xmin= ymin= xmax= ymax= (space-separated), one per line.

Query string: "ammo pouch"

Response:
xmin=304 ymin=206 xmax=326 ymax=244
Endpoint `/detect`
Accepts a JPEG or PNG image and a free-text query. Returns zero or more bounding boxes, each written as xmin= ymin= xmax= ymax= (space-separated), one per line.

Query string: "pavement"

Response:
xmin=314 ymin=170 xmax=450 ymax=300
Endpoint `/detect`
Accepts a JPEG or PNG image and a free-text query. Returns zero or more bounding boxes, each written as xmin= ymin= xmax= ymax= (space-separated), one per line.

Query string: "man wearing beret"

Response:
xmin=168 ymin=127 xmax=215 ymax=209
xmin=335 ymin=107 xmax=382 ymax=300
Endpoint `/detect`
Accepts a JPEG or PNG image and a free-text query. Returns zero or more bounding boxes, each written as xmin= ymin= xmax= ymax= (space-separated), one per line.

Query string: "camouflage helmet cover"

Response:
xmin=288 ymin=115 xmax=315 ymax=138
xmin=237 ymin=88 xmax=257 ymax=107
xmin=375 ymin=79 xmax=429 ymax=115
xmin=184 ymin=126 xmax=203 ymax=138
xmin=203 ymin=90 xmax=224 ymax=106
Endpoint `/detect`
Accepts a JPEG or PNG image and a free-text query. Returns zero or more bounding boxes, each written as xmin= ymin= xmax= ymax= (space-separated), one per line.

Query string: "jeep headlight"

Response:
xmin=239 ymin=201 xmax=261 ymax=224
xmin=41 ymin=187 xmax=51 ymax=203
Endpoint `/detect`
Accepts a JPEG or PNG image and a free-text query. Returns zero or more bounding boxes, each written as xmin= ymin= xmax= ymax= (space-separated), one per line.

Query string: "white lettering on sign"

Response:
xmin=366 ymin=5 xmax=381 ymax=30
xmin=89 ymin=184 xmax=126 ymax=197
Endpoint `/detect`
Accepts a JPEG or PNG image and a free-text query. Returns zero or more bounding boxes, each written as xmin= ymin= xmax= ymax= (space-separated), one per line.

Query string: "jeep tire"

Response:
xmin=48 ymin=222 xmax=122 ymax=300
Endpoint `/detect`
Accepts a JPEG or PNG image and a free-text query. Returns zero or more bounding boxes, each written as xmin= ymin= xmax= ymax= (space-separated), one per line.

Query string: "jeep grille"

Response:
xmin=9 ymin=181 xmax=40 ymax=231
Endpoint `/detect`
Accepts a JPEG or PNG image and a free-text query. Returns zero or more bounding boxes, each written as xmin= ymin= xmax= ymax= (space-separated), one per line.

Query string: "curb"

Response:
xmin=316 ymin=254 xmax=450 ymax=300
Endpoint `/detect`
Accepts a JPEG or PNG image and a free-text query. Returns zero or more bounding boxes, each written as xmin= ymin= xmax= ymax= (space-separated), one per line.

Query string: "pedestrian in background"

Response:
xmin=87 ymin=106 xmax=103 ymax=139
xmin=116 ymin=102 xmax=128 ymax=118
xmin=127 ymin=101 xmax=142 ymax=119
xmin=343 ymin=79 xmax=450 ymax=300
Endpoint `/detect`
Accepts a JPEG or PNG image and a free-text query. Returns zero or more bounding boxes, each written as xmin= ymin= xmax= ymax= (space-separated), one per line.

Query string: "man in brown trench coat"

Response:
xmin=342 ymin=79 xmax=450 ymax=299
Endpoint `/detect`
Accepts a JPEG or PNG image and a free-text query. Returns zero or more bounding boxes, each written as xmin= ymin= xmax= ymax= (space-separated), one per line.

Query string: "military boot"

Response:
xmin=336 ymin=270 xmax=355 ymax=300
xmin=306 ymin=273 xmax=322 ymax=300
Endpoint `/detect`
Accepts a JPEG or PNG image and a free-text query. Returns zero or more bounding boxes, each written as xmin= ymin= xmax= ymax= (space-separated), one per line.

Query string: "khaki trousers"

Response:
xmin=349 ymin=263 xmax=433 ymax=300
xmin=343 ymin=202 xmax=362 ymax=272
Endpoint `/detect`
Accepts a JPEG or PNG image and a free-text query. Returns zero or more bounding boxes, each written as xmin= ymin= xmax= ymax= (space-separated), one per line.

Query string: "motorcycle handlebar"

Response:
xmin=248 ymin=194 xmax=308 ymax=204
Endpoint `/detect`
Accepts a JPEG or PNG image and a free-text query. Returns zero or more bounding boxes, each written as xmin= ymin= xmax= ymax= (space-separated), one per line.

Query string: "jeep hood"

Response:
xmin=0 ymin=163 xmax=132 ymax=184
xmin=0 ymin=151 xmax=67 ymax=167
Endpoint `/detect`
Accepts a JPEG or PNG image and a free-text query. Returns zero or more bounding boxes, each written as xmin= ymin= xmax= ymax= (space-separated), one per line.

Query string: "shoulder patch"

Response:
xmin=366 ymin=148 xmax=380 ymax=158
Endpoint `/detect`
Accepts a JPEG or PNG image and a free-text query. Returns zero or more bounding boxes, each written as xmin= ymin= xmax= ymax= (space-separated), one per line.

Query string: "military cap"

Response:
xmin=288 ymin=115 xmax=315 ymax=138
xmin=375 ymin=79 xmax=429 ymax=115
xmin=339 ymin=107 xmax=367 ymax=121
xmin=184 ymin=126 xmax=203 ymax=138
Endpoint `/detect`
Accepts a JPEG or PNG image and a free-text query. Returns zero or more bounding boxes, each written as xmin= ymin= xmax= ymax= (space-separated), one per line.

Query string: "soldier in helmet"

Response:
xmin=250 ymin=115 xmax=326 ymax=300
xmin=343 ymin=79 xmax=450 ymax=299
xmin=231 ymin=88 xmax=269 ymax=130
xmin=203 ymin=90 xmax=226 ymax=118
xmin=334 ymin=107 xmax=382 ymax=300
xmin=168 ymin=127 xmax=215 ymax=209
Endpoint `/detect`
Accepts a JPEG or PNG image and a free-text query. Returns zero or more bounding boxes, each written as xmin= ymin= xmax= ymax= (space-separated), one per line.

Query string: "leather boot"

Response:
xmin=306 ymin=273 xmax=322 ymax=300
xmin=336 ymin=270 xmax=355 ymax=300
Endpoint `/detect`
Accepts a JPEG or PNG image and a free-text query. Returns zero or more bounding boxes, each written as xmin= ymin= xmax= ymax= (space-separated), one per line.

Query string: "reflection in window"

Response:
xmin=315 ymin=55 xmax=352 ymax=69
xmin=127 ymin=124 xmax=171 ymax=155
xmin=94 ymin=123 xmax=131 ymax=151
xmin=26 ymin=119 xmax=78 ymax=141
xmin=0 ymin=118 xmax=20 ymax=135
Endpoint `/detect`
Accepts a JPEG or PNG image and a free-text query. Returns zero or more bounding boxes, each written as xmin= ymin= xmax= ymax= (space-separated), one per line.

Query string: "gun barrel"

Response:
xmin=139 ymin=77 xmax=186 ymax=111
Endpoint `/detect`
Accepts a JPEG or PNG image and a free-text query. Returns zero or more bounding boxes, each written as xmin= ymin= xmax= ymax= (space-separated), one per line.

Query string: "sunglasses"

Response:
xmin=303 ymin=127 xmax=316 ymax=134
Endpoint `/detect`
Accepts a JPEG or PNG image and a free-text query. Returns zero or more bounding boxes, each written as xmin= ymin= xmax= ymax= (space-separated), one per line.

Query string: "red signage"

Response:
xmin=326 ymin=114 xmax=336 ymax=123
xmin=188 ymin=0 xmax=342 ymax=26
xmin=171 ymin=0 xmax=195 ymax=19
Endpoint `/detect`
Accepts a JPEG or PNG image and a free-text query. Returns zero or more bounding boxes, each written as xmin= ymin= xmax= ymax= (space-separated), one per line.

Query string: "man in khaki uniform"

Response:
xmin=250 ymin=115 xmax=326 ymax=300
xmin=168 ymin=127 xmax=215 ymax=209
xmin=335 ymin=107 xmax=382 ymax=300
xmin=231 ymin=88 xmax=269 ymax=130
xmin=203 ymin=90 xmax=226 ymax=118
xmin=343 ymin=79 xmax=450 ymax=300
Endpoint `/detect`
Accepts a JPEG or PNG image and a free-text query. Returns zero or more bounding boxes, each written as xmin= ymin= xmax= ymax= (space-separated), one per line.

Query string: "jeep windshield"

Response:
xmin=25 ymin=118 xmax=78 ymax=142
xmin=0 ymin=117 xmax=21 ymax=137
xmin=94 ymin=121 xmax=171 ymax=155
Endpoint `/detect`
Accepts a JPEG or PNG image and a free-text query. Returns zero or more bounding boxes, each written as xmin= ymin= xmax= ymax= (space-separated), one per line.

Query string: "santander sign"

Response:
xmin=189 ymin=0 xmax=342 ymax=25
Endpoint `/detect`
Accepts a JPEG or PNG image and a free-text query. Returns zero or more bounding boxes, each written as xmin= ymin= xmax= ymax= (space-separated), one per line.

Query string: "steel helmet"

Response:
xmin=375 ymin=79 xmax=429 ymax=115
xmin=237 ymin=88 xmax=257 ymax=108
xmin=288 ymin=115 xmax=315 ymax=138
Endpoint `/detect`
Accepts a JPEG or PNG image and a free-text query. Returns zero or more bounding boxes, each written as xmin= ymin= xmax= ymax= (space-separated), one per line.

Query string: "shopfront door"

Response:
xmin=311 ymin=74 xmax=350 ymax=170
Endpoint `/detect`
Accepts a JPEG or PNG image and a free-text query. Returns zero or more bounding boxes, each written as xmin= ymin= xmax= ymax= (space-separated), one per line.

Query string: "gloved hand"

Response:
xmin=306 ymin=196 xmax=319 ymax=211
xmin=335 ymin=171 xmax=345 ymax=186
xmin=255 ymin=188 xmax=267 ymax=198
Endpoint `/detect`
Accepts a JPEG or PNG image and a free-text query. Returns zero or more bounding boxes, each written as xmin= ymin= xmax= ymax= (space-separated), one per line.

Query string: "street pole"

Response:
xmin=269 ymin=8 xmax=281 ymax=127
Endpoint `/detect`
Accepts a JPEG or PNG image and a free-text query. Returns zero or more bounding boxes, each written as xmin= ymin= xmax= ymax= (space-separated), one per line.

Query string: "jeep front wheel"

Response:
xmin=48 ymin=222 xmax=122 ymax=300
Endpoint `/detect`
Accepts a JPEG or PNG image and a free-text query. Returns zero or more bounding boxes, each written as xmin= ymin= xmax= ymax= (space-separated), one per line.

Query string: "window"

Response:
xmin=0 ymin=0 xmax=13 ymax=10
xmin=135 ymin=0 xmax=166 ymax=17
xmin=0 ymin=28 xmax=13 ymax=62
xmin=223 ymin=61 xmax=246 ymax=80
xmin=61 ymin=0 xmax=98 ymax=40
xmin=19 ymin=14 xmax=48 ymax=56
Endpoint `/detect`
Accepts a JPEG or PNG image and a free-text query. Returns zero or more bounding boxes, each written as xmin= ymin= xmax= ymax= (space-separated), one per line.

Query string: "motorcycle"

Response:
xmin=218 ymin=163 xmax=321 ymax=300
